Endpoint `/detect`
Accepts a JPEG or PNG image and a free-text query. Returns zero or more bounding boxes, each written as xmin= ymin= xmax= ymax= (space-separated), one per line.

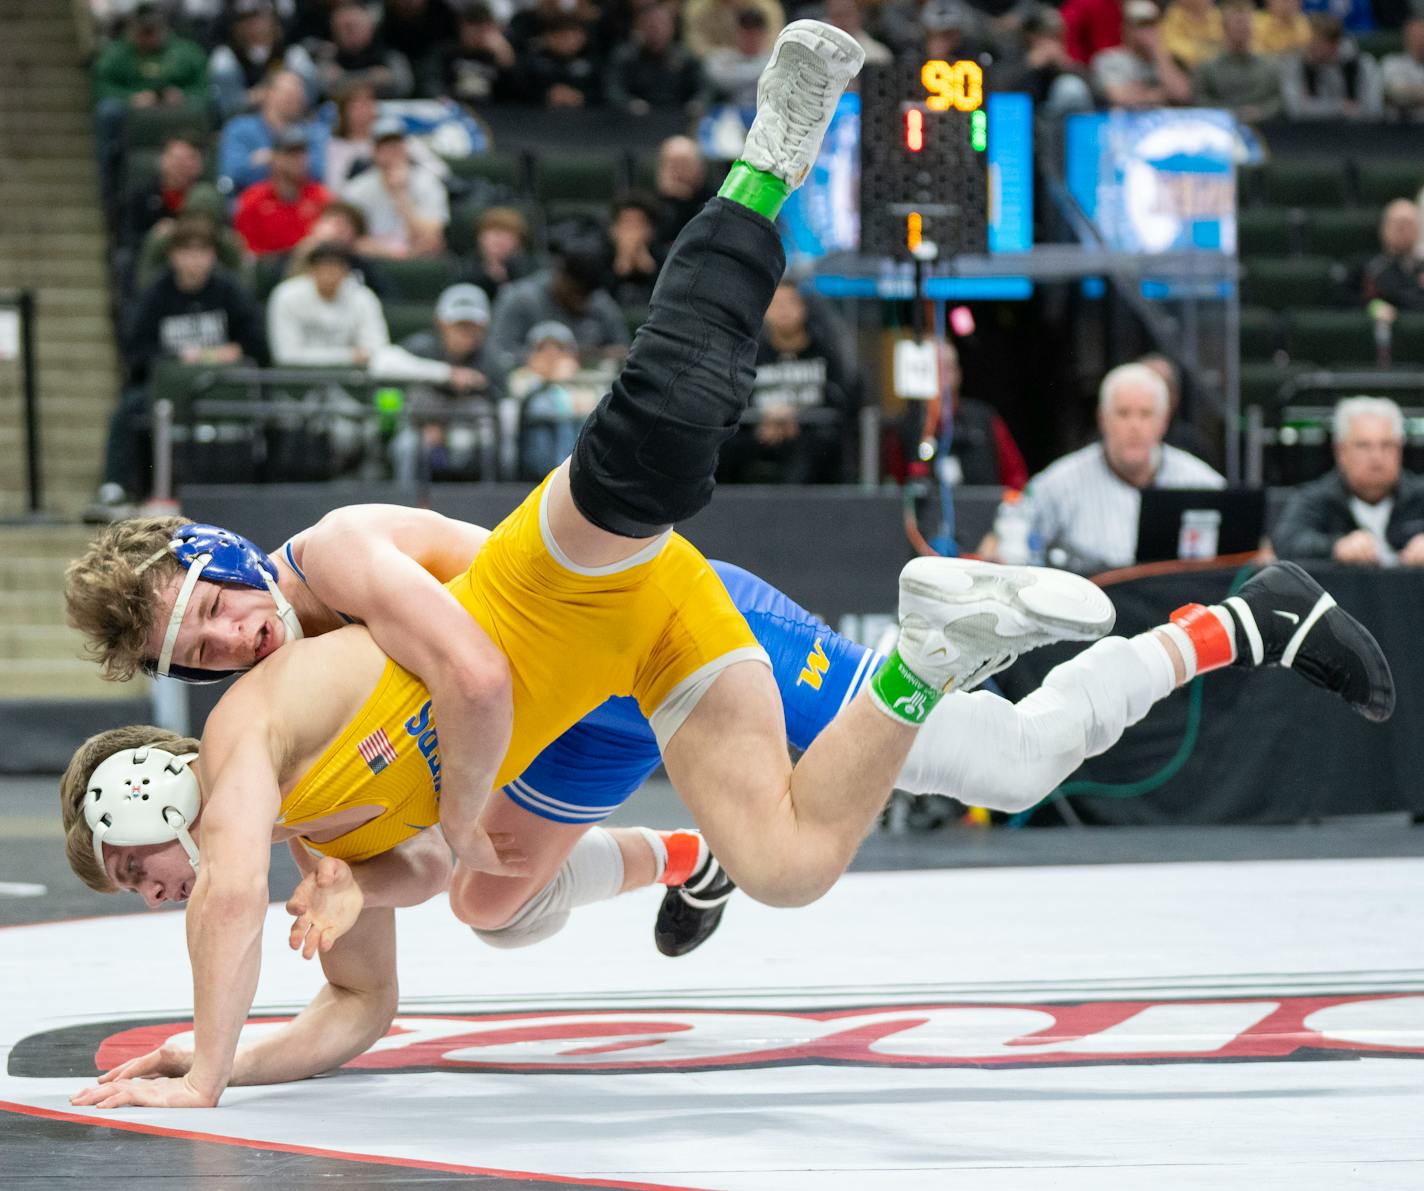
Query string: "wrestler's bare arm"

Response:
xmin=229 ymin=906 xmax=398 ymax=1086
xmin=92 ymin=906 xmax=399 ymax=1090
xmin=292 ymin=506 xmax=516 ymax=876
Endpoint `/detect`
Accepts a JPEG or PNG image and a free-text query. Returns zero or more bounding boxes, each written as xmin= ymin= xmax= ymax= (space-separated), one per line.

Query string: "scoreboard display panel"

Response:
xmin=858 ymin=59 xmax=989 ymax=259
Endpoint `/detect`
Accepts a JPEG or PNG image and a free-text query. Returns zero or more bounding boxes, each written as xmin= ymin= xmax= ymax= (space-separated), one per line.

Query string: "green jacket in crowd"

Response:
xmin=93 ymin=32 xmax=209 ymax=105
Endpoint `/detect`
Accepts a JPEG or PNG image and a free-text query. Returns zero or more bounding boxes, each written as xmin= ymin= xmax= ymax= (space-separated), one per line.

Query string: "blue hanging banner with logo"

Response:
xmin=1065 ymin=108 xmax=1241 ymax=256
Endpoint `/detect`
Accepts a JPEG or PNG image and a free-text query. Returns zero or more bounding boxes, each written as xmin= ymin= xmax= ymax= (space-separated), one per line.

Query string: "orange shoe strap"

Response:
xmin=1169 ymin=603 xmax=1234 ymax=674
xmin=659 ymin=831 xmax=703 ymax=887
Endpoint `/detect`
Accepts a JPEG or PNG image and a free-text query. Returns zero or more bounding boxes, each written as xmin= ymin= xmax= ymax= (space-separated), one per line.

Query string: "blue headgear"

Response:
xmin=140 ymin=523 xmax=304 ymax=684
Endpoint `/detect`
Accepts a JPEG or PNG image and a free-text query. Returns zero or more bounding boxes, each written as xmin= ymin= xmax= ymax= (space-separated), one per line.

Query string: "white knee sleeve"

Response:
xmin=895 ymin=635 xmax=1176 ymax=813
xmin=473 ymin=827 xmax=626 ymax=950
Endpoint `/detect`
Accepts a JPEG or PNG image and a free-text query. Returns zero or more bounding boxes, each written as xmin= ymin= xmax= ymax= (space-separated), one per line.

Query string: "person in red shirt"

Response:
xmin=1061 ymin=0 xmax=1124 ymax=64
xmin=232 ymin=127 xmax=332 ymax=255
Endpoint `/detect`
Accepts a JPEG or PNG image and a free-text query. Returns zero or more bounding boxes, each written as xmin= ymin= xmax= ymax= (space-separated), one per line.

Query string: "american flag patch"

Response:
xmin=357 ymin=728 xmax=398 ymax=775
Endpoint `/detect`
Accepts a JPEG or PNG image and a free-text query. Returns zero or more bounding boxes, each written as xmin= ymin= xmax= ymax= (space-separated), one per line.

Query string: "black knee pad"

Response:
xmin=569 ymin=199 xmax=784 ymax=537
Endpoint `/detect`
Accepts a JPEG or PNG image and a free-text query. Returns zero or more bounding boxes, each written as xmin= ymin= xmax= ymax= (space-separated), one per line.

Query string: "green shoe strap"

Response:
xmin=868 ymin=648 xmax=943 ymax=727
xmin=717 ymin=161 xmax=790 ymax=221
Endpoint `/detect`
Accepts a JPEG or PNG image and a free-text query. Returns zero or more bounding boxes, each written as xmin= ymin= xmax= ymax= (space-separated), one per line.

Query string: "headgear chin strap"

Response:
xmin=141 ymin=524 xmax=304 ymax=683
xmin=84 ymin=745 xmax=203 ymax=877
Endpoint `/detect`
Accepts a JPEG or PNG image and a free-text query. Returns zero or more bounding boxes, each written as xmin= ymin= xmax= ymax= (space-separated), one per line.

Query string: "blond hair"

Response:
xmin=59 ymin=724 xmax=202 ymax=894
xmin=64 ymin=516 xmax=188 ymax=681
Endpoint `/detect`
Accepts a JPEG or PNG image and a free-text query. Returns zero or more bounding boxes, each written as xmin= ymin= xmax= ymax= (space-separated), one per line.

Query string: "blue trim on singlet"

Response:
xmin=283 ymin=542 xmax=357 ymax=624
xmin=501 ymin=560 xmax=886 ymax=824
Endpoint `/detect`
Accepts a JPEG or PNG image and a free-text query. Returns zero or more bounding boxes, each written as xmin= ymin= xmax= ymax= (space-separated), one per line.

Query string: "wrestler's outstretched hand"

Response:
xmin=91 ymin=1038 xmax=194 ymax=1088
xmin=71 ymin=1073 xmax=216 ymax=1109
xmin=287 ymin=854 xmax=365 ymax=959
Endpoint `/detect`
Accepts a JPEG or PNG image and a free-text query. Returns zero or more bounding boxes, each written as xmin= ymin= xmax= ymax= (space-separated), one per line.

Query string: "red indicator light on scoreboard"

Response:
xmin=904 ymin=107 xmax=924 ymax=153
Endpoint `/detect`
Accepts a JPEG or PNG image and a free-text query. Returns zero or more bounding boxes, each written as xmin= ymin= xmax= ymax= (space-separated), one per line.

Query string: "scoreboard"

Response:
xmin=858 ymin=59 xmax=990 ymax=260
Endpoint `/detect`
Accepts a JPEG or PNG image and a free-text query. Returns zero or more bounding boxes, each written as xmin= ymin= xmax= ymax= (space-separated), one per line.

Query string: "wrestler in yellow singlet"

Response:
xmin=277 ymin=470 xmax=766 ymax=863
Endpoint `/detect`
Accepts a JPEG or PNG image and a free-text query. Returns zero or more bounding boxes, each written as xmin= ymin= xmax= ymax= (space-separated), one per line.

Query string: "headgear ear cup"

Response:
xmin=84 ymin=746 xmax=202 ymax=875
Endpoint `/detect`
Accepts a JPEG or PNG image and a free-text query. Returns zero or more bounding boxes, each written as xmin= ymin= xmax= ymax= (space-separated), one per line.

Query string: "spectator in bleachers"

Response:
xmin=323 ymin=81 xmax=450 ymax=191
xmin=341 ymin=116 xmax=449 ymax=258
xmin=1060 ymin=0 xmax=1123 ymax=64
xmin=995 ymin=6 xmax=1095 ymax=118
xmin=932 ymin=339 xmax=1029 ymax=489
xmin=1381 ymin=17 xmax=1424 ymax=118
xmin=400 ymin=283 xmax=494 ymax=383
xmin=93 ymin=3 xmax=209 ymax=117
xmin=684 ymin=0 xmax=785 ymax=58
xmin=429 ymin=2 xmax=518 ymax=105
xmin=1281 ymin=14 xmax=1383 ymax=118
xmin=652 ymin=135 xmax=714 ymax=251
xmin=1139 ymin=351 xmax=1221 ymax=469
xmin=1363 ymin=198 xmax=1424 ymax=312
xmin=218 ymin=69 xmax=329 ymax=193
xmin=314 ymin=0 xmax=415 ymax=99
xmin=717 ymin=278 xmax=860 ymax=485
xmin=605 ymin=192 xmax=663 ymax=310
xmin=1092 ymin=0 xmax=1193 ymax=108
xmin=1271 ymin=397 xmax=1424 ymax=565
xmin=486 ymin=235 xmax=629 ymax=381
xmin=980 ymin=363 xmax=1224 ymax=573
xmin=91 ymin=221 xmax=268 ymax=517
xmin=120 ymin=132 xmax=205 ymax=248
xmin=1254 ymin=0 xmax=1312 ymax=56
xmin=390 ymin=283 xmax=496 ymax=479
xmin=382 ymin=0 xmax=460 ymax=93
xmin=233 ymin=128 xmax=332 ymax=255
xmin=135 ymin=187 xmax=247 ymax=292
xmin=463 ymin=206 xmax=537 ymax=300
xmin=1193 ymin=0 xmax=1285 ymax=123
xmin=606 ymin=1 xmax=707 ymax=116
xmin=209 ymin=0 xmax=318 ymax=120
xmin=1160 ymin=0 xmax=1224 ymax=69
xmin=290 ymin=0 xmax=345 ymax=45
xmin=266 ymin=240 xmax=390 ymax=365
xmin=824 ymin=0 xmax=894 ymax=66
xmin=703 ymin=8 xmax=772 ymax=106
xmin=505 ymin=322 xmax=610 ymax=478
xmin=520 ymin=11 xmax=604 ymax=108
xmin=286 ymin=200 xmax=392 ymax=298
xmin=919 ymin=1 xmax=989 ymax=67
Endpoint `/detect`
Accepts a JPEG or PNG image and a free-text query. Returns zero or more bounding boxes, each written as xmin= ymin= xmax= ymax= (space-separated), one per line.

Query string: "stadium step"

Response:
xmin=0 ymin=659 xmax=146 ymax=702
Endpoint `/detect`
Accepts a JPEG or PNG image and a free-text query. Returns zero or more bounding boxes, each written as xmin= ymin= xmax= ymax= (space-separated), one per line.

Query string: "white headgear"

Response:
xmin=83 ymin=745 xmax=202 ymax=877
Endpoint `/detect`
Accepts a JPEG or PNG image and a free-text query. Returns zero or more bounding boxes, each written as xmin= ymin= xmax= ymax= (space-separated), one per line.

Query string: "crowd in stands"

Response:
xmin=84 ymin=0 xmax=1424 ymax=516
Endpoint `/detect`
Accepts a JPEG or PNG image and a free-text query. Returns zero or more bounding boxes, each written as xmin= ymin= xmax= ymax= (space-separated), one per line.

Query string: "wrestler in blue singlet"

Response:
xmin=501 ymin=561 xmax=886 ymax=824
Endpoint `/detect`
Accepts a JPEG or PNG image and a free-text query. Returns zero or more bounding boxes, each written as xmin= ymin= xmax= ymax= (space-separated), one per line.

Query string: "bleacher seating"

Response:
xmin=1237 ymin=147 xmax=1424 ymax=415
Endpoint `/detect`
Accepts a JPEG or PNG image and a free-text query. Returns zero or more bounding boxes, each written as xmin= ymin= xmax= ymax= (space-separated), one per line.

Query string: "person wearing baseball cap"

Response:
xmin=340 ymin=115 xmax=449 ymax=258
xmin=1091 ymin=0 xmax=1192 ymax=106
xmin=400 ymin=284 xmax=494 ymax=389
xmin=232 ymin=126 xmax=333 ymax=256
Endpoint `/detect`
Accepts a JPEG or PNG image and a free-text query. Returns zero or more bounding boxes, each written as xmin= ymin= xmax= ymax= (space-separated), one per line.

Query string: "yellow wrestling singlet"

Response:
xmin=280 ymin=471 xmax=763 ymax=862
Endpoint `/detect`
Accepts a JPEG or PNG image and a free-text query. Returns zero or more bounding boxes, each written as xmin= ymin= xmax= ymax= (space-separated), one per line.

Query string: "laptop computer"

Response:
xmin=1135 ymin=488 xmax=1267 ymax=564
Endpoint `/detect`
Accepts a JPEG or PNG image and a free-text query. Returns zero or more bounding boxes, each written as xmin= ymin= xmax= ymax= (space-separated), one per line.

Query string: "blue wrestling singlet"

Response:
xmin=501 ymin=561 xmax=887 ymax=824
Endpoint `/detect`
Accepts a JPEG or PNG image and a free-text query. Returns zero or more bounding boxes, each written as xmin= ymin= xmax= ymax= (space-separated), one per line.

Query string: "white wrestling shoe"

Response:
xmin=897 ymin=558 xmax=1117 ymax=694
xmin=742 ymin=20 xmax=865 ymax=189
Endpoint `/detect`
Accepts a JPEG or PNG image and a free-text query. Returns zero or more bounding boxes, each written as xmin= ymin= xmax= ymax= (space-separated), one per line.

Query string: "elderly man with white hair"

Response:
xmin=1271 ymin=396 xmax=1424 ymax=566
xmin=982 ymin=362 xmax=1224 ymax=574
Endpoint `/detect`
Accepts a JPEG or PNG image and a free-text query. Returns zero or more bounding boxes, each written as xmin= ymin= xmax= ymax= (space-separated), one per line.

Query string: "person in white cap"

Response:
xmin=1091 ymin=0 xmax=1192 ymax=107
xmin=341 ymin=115 xmax=448 ymax=258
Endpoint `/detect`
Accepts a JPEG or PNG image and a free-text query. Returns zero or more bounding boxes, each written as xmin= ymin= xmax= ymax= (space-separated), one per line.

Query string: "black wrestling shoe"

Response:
xmin=1223 ymin=561 xmax=1395 ymax=722
xmin=654 ymin=850 xmax=736 ymax=958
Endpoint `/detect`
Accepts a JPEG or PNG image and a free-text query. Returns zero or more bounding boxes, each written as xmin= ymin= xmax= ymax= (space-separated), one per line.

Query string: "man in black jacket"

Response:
xmin=88 ymin=222 xmax=268 ymax=520
xmin=1271 ymin=396 xmax=1424 ymax=565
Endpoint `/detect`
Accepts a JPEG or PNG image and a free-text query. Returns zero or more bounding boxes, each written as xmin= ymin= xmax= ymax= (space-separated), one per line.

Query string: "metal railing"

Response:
xmin=1244 ymin=369 xmax=1424 ymax=485
xmin=0 ymin=290 xmax=40 ymax=516
xmin=150 ymin=366 xmax=502 ymax=502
